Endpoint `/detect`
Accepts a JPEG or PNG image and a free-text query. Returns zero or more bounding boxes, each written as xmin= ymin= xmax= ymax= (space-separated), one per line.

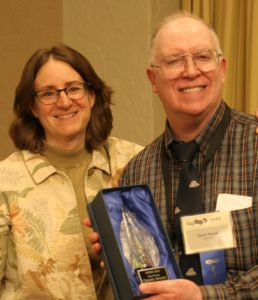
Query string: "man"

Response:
xmin=87 ymin=12 xmax=257 ymax=300
xmin=117 ymin=12 xmax=257 ymax=299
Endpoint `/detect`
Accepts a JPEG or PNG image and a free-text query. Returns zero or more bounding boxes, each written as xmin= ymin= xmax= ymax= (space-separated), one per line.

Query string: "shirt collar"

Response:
xmin=196 ymin=101 xmax=226 ymax=154
xmin=90 ymin=144 xmax=111 ymax=175
xmin=164 ymin=101 xmax=226 ymax=156
xmin=22 ymin=143 xmax=112 ymax=184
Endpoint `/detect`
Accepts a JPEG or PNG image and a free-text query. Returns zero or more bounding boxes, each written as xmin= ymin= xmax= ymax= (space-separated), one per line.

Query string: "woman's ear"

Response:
xmin=88 ymin=92 xmax=96 ymax=109
xmin=31 ymin=106 xmax=39 ymax=118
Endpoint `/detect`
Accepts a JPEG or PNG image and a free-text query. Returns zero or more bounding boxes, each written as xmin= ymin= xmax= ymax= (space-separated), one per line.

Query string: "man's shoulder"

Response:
xmin=230 ymin=109 xmax=257 ymax=127
xmin=228 ymin=109 xmax=258 ymax=145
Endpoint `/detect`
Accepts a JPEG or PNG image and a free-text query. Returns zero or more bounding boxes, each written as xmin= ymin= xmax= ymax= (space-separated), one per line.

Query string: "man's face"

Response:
xmin=147 ymin=17 xmax=227 ymax=124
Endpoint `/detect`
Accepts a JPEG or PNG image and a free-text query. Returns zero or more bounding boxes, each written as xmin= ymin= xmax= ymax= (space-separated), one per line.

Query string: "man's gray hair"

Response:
xmin=149 ymin=11 xmax=222 ymax=64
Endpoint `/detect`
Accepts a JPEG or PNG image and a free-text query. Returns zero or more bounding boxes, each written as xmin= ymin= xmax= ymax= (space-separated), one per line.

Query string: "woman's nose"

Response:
xmin=55 ymin=90 xmax=73 ymax=107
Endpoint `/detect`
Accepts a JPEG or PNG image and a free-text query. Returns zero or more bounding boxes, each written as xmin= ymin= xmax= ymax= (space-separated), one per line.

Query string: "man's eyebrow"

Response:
xmin=163 ymin=49 xmax=211 ymax=58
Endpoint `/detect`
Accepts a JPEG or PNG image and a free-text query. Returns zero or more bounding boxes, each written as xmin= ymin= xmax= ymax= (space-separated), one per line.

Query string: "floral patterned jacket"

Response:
xmin=0 ymin=137 xmax=143 ymax=300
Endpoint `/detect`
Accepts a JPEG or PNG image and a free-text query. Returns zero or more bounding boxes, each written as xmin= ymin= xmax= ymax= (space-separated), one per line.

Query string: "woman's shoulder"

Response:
xmin=0 ymin=150 xmax=49 ymax=177
xmin=105 ymin=136 xmax=144 ymax=157
xmin=0 ymin=150 xmax=43 ymax=165
xmin=0 ymin=151 xmax=23 ymax=165
xmin=99 ymin=137 xmax=144 ymax=186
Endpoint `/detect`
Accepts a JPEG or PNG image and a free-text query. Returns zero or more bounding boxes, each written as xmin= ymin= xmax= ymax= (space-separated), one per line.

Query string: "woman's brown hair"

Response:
xmin=9 ymin=43 xmax=113 ymax=152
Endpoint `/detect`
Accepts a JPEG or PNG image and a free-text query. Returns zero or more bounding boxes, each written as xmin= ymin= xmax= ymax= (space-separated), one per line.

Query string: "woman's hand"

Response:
xmin=84 ymin=218 xmax=102 ymax=253
xmin=84 ymin=218 xmax=104 ymax=267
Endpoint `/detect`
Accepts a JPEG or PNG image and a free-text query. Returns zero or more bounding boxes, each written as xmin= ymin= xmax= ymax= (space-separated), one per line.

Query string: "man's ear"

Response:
xmin=146 ymin=67 xmax=158 ymax=93
xmin=220 ymin=57 xmax=227 ymax=83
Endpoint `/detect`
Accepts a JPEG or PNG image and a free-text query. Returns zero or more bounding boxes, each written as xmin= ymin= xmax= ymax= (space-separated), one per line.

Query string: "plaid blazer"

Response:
xmin=120 ymin=102 xmax=258 ymax=299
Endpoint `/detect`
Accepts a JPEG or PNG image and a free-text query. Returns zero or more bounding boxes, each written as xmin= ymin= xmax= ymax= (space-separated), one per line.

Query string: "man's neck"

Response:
xmin=167 ymin=103 xmax=222 ymax=141
xmin=168 ymin=113 xmax=212 ymax=142
xmin=170 ymin=124 xmax=203 ymax=141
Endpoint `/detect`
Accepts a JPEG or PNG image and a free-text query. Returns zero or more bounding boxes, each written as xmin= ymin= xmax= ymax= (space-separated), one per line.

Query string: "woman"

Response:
xmin=0 ymin=44 xmax=143 ymax=300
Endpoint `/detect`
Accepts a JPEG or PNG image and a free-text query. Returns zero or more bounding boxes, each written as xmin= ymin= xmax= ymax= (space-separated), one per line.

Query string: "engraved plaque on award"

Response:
xmin=120 ymin=206 xmax=169 ymax=283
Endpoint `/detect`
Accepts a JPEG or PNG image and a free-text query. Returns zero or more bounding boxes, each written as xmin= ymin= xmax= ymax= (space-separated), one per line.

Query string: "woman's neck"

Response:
xmin=44 ymin=136 xmax=85 ymax=151
xmin=42 ymin=141 xmax=90 ymax=169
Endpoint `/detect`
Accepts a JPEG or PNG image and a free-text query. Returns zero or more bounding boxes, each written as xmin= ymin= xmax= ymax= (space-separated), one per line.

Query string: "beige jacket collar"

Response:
xmin=22 ymin=145 xmax=111 ymax=184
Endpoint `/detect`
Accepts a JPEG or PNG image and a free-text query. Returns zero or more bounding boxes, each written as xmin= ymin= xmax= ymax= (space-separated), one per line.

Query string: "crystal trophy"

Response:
xmin=120 ymin=206 xmax=169 ymax=283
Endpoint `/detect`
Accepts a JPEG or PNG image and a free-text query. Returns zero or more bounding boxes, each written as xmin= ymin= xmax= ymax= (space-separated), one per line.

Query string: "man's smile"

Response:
xmin=178 ymin=85 xmax=206 ymax=93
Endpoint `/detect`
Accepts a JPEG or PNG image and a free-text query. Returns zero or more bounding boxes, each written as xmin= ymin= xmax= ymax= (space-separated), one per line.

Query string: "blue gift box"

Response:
xmin=87 ymin=185 xmax=181 ymax=300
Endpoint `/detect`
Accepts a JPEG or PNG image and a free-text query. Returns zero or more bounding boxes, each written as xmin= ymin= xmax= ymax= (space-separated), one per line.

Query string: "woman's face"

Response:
xmin=32 ymin=58 xmax=95 ymax=150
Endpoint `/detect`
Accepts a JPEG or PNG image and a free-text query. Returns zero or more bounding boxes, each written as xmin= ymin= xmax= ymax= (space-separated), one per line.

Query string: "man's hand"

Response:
xmin=139 ymin=279 xmax=203 ymax=300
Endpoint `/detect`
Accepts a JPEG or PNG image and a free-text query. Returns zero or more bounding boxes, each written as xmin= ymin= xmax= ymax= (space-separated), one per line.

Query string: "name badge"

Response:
xmin=181 ymin=211 xmax=236 ymax=255
xmin=216 ymin=193 xmax=252 ymax=211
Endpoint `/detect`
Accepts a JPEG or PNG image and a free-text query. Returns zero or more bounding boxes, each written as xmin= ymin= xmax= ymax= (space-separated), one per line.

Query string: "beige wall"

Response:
xmin=0 ymin=0 xmax=63 ymax=160
xmin=63 ymin=0 xmax=179 ymax=147
xmin=0 ymin=0 xmax=179 ymax=160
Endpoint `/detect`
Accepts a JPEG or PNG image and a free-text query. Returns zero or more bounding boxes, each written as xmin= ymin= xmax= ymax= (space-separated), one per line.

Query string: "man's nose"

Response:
xmin=182 ymin=57 xmax=201 ymax=77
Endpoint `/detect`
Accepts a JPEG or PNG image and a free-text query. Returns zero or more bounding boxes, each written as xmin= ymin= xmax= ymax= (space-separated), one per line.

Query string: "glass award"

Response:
xmin=120 ymin=206 xmax=169 ymax=283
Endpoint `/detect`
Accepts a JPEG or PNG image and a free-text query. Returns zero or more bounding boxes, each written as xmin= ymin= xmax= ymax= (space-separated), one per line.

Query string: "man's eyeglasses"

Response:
xmin=33 ymin=82 xmax=90 ymax=105
xmin=151 ymin=49 xmax=222 ymax=79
